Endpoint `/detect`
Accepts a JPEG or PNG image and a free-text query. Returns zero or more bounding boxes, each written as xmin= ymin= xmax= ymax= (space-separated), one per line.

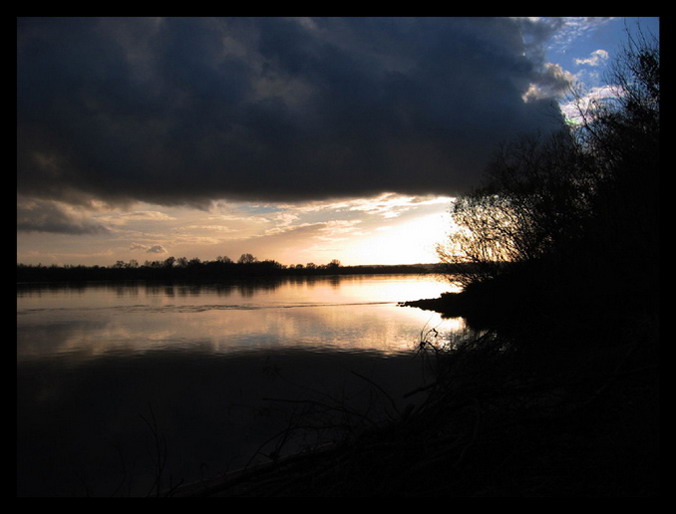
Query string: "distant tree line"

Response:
xmin=17 ymin=253 xmax=446 ymax=284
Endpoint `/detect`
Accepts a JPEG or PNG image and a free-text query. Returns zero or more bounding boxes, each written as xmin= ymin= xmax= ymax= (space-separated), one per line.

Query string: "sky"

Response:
xmin=17 ymin=17 xmax=660 ymax=267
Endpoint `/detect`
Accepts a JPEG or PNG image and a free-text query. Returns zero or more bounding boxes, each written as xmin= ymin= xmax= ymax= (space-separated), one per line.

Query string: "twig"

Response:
xmin=139 ymin=403 xmax=168 ymax=498
xmin=350 ymin=370 xmax=400 ymax=420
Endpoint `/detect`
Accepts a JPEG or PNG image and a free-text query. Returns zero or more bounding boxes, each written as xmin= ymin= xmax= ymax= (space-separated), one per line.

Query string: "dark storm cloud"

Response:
xmin=17 ymin=17 xmax=566 ymax=206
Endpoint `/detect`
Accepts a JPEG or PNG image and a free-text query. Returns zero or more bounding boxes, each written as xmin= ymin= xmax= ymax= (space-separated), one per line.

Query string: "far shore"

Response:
xmin=16 ymin=261 xmax=464 ymax=285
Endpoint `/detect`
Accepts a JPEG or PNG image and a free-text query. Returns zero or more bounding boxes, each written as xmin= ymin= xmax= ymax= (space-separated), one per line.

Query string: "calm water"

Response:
xmin=17 ymin=274 xmax=464 ymax=497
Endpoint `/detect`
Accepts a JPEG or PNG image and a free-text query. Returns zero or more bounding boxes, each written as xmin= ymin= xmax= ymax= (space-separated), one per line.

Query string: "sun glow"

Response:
xmin=346 ymin=210 xmax=453 ymax=265
xmin=17 ymin=193 xmax=456 ymax=268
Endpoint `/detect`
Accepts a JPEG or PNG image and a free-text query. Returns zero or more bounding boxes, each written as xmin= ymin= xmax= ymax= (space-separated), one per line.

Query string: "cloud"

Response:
xmin=522 ymin=63 xmax=576 ymax=102
xmin=17 ymin=197 xmax=110 ymax=234
xmin=130 ymin=242 xmax=167 ymax=254
xmin=17 ymin=17 xmax=566 ymax=207
xmin=575 ymin=49 xmax=609 ymax=67
xmin=559 ymin=84 xmax=623 ymax=125
xmin=544 ymin=17 xmax=615 ymax=52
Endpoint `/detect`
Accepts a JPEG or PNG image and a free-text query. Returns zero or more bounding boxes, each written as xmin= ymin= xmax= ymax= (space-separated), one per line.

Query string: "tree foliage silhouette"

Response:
xmin=440 ymin=30 xmax=658 ymax=280
xmin=437 ymin=28 xmax=659 ymax=335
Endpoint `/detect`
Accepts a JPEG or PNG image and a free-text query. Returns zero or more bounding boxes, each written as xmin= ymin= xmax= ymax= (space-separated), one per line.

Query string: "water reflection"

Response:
xmin=17 ymin=274 xmax=466 ymax=497
xmin=17 ymin=275 xmax=463 ymax=362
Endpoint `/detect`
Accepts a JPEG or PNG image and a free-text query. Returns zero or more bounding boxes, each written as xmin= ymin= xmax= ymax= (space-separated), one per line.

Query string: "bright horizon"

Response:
xmin=17 ymin=192 xmax=455 ymax=267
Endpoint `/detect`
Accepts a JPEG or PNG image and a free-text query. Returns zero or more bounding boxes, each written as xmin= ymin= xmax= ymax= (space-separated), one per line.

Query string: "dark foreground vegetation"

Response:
xmin=165 ymin=30 xmax=659 ymax=497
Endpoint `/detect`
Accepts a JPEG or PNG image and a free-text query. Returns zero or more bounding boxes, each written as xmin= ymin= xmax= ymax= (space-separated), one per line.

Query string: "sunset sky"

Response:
xmin=17 ymin=17 xmax=659 ymax=267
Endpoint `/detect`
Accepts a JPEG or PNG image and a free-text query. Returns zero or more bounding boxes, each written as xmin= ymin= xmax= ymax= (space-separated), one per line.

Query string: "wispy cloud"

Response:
xmin=546 ymin=17 xmax=615 ymax=52
xmin=559 ymin=84 xmax=624 ymax=125
xmin=130 ymin=243 xmax=167 ymax=254
xmin=575 ymin=49 xmax=609 ymax=67
xmin=17 ymin=197 xmax=110 ymax=235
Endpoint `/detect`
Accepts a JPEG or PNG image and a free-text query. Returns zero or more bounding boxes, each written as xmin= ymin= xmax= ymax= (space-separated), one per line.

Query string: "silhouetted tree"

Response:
xmin=573 ymin=27 xmax=659 ymax=295
xmin=439 ymin=29 xmax=658 ymax=293
xmin=437 ymin=130 xmax=596 ymax=286
xmin=238 ymin=253 xmax=257 ymax=264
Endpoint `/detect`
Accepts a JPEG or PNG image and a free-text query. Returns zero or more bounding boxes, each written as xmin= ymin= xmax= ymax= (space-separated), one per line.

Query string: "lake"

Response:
xmin=17 ymin=274 xmax=465 ymax=497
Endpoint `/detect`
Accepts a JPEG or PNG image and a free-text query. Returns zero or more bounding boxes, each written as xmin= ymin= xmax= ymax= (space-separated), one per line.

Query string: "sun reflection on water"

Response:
xmin=17 ymin=275 xmax=465 ymax=361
